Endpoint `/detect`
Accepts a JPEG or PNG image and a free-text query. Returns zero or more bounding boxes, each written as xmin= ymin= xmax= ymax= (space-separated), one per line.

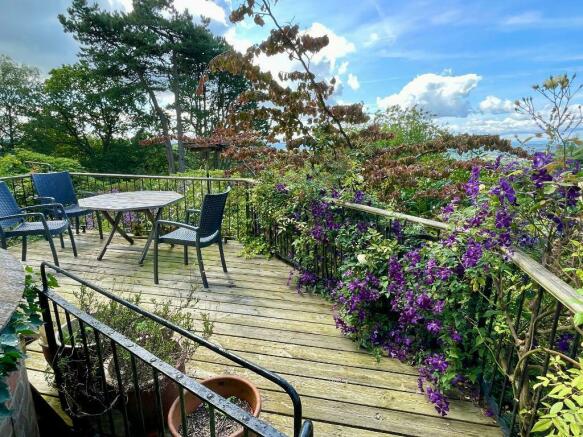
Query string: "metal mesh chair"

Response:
xmin=154 ymin=187 xmax=231 ymax=288
xmin=31 ymin=171 xmax=103 ymax=239
xmin=0 ymin=181 xmax=77 ymax=266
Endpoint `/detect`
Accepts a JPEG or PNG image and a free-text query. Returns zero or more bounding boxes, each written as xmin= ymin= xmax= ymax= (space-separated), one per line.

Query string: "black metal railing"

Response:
xmin=0 ymin=172 xmax=256 ymax=241
xmin=257 ymin=198 xmax=582 ymax=437
xmin=38 ymin=262 xmax=311 ymax=437
xmin=4 ymin=170 xmax=581 ymax=435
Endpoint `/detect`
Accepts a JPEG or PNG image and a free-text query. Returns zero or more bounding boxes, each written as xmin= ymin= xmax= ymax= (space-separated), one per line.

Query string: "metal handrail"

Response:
xmin=69 ymin=172 xmax=257 ymax=184
xmin=2 ymin=171 xmax=579 ymax=316
xmin=40 ymin=262 xmax=304 ymax=437
xmin=38 ymin=279 xmax=286 ymax=436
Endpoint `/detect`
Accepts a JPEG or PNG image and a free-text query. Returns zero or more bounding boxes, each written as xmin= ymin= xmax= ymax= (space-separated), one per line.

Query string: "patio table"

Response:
xmin=79 ymin=191 xmax=183 ymax=263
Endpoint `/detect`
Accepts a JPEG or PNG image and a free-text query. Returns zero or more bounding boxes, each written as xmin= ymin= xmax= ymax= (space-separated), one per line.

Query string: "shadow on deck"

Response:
xmin=15 ymin=231 xmax=501 ymax=436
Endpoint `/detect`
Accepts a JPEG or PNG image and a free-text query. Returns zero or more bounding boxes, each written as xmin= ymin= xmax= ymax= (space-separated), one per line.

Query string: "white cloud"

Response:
xmin=174 ymin=0 xmax=227 ymax=25
xmin=224 ymin=22 xmax=355 ymax=92
xmin=376 ymin=73 xmax=481 ymax=117
xmin=448 ymin=113 xmax=535 ymax=136
xmin=306 ymin=23 xmax=355 ymax=70
xmin=364 ymin=32 xmax=380 ymax=47
xmin=111 ymin=0 xmax=227 ymax=25
xmin=479 ymin=95 xmax=515 ymax=114
xmin=223 ymin=27 xmax=253 ymax=53
xmin=502 ymin=11 xmax=541 ymax=26
xmin=347 ymin=73 xmax=360 ymax=90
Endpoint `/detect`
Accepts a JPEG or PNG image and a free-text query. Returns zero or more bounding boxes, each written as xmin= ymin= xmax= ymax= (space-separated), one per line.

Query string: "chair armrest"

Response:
xmin=185 ymin=208 xmax=201 ymax=224
xmin=34 ymin=196 xmax=56 ymax=204
xmin=1 ymin=212 xmax=46 ymax=222
xmin=22 ymin=203 xmax=68 ymax=220
xmin=0 ymin=212 xmax=47 ymax=236
xmin=155 ymin=219 xmax=199 ymax=234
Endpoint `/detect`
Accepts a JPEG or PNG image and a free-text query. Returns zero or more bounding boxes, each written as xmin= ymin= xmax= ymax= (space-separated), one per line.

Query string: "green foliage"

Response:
xmin=48 ymin=283 xmax=213 ymax=417
xmin=0 ymin=55 xmax=42 ymax=152
xmin=0 ymin=267 xmax=45 ymax=416
xmin=532 ymin=356 xmax=583 ymax=436
xmin=370 ymin=105 xmax=445 ymax=148
xmin=0 ymin=148 xmax=84 ymax=176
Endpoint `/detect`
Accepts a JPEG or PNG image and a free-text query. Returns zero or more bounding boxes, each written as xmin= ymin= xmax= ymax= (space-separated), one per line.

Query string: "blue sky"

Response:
xmin=1 ymin=0 xmax=582 ymax=140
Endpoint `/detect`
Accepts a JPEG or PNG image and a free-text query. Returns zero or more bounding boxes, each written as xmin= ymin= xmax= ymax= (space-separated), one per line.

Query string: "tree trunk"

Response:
xmin=141 ymin=74 xmax=175 ymax=174
xmin=172 ymin=54 xmax=185 ymax=173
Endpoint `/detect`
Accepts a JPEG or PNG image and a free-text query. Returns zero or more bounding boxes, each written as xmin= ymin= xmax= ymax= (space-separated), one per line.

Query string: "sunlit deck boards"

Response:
xmin=14 ymin=232 xmax=502 ymax=436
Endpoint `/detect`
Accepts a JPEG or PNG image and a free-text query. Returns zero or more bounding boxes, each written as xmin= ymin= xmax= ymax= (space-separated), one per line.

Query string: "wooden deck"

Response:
xmin=14 ymin=232 xmax=501 ymax=436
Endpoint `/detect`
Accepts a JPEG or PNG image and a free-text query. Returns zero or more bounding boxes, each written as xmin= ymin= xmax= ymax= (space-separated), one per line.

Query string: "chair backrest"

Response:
xmin=0 ymin=181 xmax=24 ymax=228
xmin=197 ymin=187 xmax=231 ymax=238
xmin=31 ymin=171 xmax=78 ymax=206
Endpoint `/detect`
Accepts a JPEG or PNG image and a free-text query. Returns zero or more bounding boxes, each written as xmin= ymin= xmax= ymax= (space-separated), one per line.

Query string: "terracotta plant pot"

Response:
xmin=167 ymin=376 xmax=262 ymax=437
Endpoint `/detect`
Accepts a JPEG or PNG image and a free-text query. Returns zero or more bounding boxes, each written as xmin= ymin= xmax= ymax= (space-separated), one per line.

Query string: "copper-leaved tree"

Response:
xmin=206 ymin=0 xmax=368 ymax=152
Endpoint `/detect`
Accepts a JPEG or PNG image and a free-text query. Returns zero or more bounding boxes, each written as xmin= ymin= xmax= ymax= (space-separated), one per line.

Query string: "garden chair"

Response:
xmin=0 ymin=181 xmax=77 ymax=266
xmin=154 ymin=187 xmax=230 ymax=288
xmin=31 ymin=171 xmax=103 ymax=239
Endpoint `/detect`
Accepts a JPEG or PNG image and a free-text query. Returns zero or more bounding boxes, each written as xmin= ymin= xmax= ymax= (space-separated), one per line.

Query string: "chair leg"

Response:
xmin=154 ymin=236 xmax=159 ymax=284
xmin=75 ymin=217 xmax=80 ymax=234
xmin=67 ymin=226 xmax=78 ymax=257
xmin=195 ymin=245 xmax=208 ymax=288
xmin=218 ymin=239 xmax=227 ymax=273
xmin=96 ymin=212 xmax=104 ymax=240
xmin=21 ymin=236 xmax=27 ymax=261
xmin=184 ymin=246 xmax=189 ymax=265
xmin=47 ymin=233 xmax=59 ymax=266
xmin=59 ymin=233 xmax=65 ymax=249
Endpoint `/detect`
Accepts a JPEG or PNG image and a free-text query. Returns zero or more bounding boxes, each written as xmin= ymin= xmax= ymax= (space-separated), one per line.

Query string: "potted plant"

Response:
xmin=39 ymin=317 xmax=97 ymax=369
xmin=48 ymin=284 xmax=213 ymax=434
xmin=167 ymin=375 xmax=262 ymax=437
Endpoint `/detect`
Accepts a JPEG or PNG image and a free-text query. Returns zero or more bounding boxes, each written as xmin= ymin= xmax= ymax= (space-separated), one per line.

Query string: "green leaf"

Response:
xmin=574 ymin=312 xmax=583 ymax=326
xmin=531 ymin=419 xmax=553 ymax=433
xmin=550 ymin=402 xmax=564 ymax=416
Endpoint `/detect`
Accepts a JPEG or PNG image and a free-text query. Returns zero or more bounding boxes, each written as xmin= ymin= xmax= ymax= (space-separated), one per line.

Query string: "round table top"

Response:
xmin=0 ymin=249 xmax=25 ymax=331
xmin=78 ymin=191 xmax=183 ymax=212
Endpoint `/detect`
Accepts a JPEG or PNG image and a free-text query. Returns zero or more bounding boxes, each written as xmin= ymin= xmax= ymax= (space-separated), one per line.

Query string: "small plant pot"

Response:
xmin=39 ymin=320 xmax=97 ymax=369
xmin=104 ymin=349 xmax=187 ymax=433
xmin=167 ymin=376 xmax=262 ymax=437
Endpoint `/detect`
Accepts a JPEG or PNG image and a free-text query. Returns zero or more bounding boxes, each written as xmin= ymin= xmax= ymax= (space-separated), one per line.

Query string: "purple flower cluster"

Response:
xmin=275 ymin=183 xmax=289 ymax=193
xmin=533 ymin=152 xmax=553 ymax=169
xmin=297 ymin=270 xmax=317 ymax=292
xmin=491 ymin=178 xmax=516 ymax=204
xmin=441 ymin=197 xmax=460 ymax=221
xmin=353 ymin=190 xmax=365 ymax=204
xmin=461 ymin=239 xmax=483 ymax=268
xmin=418 ymin=354 xmax=450 ymax=415
xmin=555 ymin=333 xmax=574 ymax=353
xmin=495 ymin=208 xmax=512 ymax=229
xmin=335 ymin=271 xmax=381 ymax=320
xmin=464 ymin=166 xmax=481 ymax=200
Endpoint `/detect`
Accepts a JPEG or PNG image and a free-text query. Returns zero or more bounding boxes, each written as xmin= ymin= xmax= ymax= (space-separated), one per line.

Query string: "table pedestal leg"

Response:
xmin=97 ymin=212 xmax=123 ymax=261
xmin=139 ymin=208 xmax=163 ymax=265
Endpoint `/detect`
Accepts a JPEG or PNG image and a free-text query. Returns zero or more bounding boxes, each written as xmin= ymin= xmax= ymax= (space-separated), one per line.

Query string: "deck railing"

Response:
xmin=260 ymin=197 xmax=583 ymax=436
xmin=0 ymin=172 xmax=256 ymax=241
xmin=2 ymin=170 xmax=581 ymax=435
xmin=38 ymin=262 xmax=311 ymax=437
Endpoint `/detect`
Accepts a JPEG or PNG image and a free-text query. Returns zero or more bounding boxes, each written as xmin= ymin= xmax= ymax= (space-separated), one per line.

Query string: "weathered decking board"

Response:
xmin=15 ymin=232 xmax=501 ymax=436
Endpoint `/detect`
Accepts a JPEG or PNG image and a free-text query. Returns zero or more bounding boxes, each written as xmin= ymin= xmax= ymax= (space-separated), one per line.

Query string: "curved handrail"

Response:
xmin=3 ymin=170 xmax=579 ymax=315
xmin=40 ymin=262 xmax=304 ymax=437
